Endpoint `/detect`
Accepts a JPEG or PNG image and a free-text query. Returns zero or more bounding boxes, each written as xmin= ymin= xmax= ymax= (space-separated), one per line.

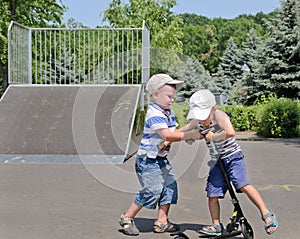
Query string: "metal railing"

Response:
xmin=8 ymin=21 xmax=150 ymax=86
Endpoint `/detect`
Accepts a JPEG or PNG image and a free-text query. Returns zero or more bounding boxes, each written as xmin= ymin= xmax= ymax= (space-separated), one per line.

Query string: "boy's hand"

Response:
xmin=185 ymin=139 xmax=195 ymax=145
xmin=158 ymin=141 xmax=171 ymax=152
xmin=190 ymin=130 xmax=202 ymax=140
xmin=204 ymin=131 xmax=214 ymax=142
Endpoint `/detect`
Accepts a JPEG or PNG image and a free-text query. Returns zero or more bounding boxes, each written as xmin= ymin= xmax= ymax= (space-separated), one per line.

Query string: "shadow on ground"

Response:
xmin=119 ymin=218 xmax=243 ymax=238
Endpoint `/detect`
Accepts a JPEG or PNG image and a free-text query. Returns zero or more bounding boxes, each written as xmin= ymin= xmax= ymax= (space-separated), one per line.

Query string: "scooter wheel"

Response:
xmin=241 ymin=221 xmax=254 ymax=239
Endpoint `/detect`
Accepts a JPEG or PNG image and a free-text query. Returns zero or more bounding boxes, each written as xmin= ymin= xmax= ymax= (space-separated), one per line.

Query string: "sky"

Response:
xmin=62 ymin=0 xmax=281 ymax=28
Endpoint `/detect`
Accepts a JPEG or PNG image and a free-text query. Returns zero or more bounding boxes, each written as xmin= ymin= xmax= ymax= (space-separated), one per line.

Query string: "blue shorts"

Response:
xmin=134 ymin=155 xmax=178 ymax=209
xmin=206 ymin=151 xmax=249 ymax=198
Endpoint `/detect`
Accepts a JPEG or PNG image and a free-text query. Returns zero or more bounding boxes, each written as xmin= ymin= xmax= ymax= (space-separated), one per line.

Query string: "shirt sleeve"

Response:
xmin=148 ymin=114 xmax=168 ymax=131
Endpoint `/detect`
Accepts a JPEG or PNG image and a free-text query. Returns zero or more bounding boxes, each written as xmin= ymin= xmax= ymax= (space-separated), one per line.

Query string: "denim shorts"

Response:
xmin=134 ymin=155 xmax=178 ymax=209
xmin=206 ymin=151 xmax=250 ymax=198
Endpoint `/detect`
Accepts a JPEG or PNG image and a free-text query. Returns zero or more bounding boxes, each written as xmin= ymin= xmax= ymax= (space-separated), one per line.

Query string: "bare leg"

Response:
xmin=240 ymin=184 xmax=276 ymax=233
xmin=124 ymin=202 xmax=142 ymax=219
xmin=208 ymin=197 xmax=221 ymax=225
xmin=157 ymin=203 xmax=170 ymax=224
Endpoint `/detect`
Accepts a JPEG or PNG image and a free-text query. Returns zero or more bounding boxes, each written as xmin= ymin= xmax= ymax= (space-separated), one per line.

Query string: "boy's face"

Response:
xmin=198 ymin=117 xmax=211 ymax=128
xmin=198 ymin=108 xmax=215 ymax=128
xmin=152 ymin=84 xmax=176 ymax=110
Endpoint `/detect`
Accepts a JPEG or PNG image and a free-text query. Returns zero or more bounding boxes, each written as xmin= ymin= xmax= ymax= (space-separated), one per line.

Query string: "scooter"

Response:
xmin=171 ymin=128 xmax=254 ymax=239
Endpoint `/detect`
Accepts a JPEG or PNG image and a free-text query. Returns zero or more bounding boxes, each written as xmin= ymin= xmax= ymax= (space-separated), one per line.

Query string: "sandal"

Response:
xmin=119 ymin=213 xmax=139 ymax=236
xmin=153 ymin=220 xmax=180 ymax=233
xmin=199 ymin=223 xmax=223 ymax=236
xmin=262 ymin=210 xmax=278 ymax=235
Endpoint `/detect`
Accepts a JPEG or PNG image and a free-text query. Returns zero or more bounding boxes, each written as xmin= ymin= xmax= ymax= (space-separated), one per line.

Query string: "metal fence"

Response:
xmin=8 ymin=21 xmax=150 ymax=85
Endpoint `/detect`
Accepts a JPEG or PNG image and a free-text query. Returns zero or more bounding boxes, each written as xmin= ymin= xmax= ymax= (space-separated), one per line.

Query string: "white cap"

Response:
xmin=146 ymin=74 xmax=184 ymax=95
xmin=187 ymin=89 xmax=216 ymax=120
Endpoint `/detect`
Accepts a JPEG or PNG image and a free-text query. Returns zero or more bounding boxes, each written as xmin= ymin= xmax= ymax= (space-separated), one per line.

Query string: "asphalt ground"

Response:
xmin=0 ymin=136 xmax=299 ymax=239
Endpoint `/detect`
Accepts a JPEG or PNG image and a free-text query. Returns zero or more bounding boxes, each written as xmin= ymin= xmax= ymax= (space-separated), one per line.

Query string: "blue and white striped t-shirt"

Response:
xmin=137 ymin=101 xmax=177 ymax=159
xmin=199 ymin=110 xmax=241 ymax=160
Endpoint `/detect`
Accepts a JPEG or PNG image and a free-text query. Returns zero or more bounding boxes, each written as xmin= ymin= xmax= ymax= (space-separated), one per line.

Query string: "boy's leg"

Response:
xmin=202 ymin=163 xmax=226 ymax=235
xmin=240 ymin=184 xmax=277 ymax=234
xmin=119 ymin=202 xmax=142 ymax=236
xmin=240 ymin=185 xmax=268 ymax=216
xmin=199 ymin=197 xmax=223 ymax=236
xmin=157 ymin=203 xmax=170 ymax=224
xmin=153 ymin=203 xmax=179 ymax=233
xmin=208 ymin=197 xmax=221 ymax=225
xmin=124 ymin=201 xmax=143 ymax=219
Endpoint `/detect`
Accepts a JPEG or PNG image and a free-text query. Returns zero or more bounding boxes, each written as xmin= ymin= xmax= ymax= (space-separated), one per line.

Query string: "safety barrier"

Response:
xmin=8 ymin=21 xmax=150 ymax=86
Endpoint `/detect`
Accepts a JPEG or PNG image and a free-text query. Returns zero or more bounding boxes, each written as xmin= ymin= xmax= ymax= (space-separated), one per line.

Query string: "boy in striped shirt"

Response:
xmin=186 ymin=89 xmax=278 ymax=236
xmin=119 ymin=74 xmax=201 ymax=236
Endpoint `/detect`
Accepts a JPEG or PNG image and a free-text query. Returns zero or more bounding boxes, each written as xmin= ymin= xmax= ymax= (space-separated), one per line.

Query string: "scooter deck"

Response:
xmin=170 ymin=231 xmax=190 ymax=239
xmin=198 ymin=230 xmax=242 ymax=238
xmin=171 ymin=230 xmax=242 ymax=239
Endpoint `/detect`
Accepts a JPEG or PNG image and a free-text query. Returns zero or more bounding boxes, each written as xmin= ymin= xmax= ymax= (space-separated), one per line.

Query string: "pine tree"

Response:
xmin=174 ymin=55 xmax=213 ymax=100
xmin=216 ymin=37 xmax=244 ymax=104
xmin=43 ymin=51 xmax=86 ymax=84
xmin=239 ymin=28 xmax=262 ymax=104
xmin=253 ymin=0 xmax=300 ymax=99
xmin=241 ymin=29 xmax=261 ymax=67
xmin=217 ymin=38 xmax=244 ymax=85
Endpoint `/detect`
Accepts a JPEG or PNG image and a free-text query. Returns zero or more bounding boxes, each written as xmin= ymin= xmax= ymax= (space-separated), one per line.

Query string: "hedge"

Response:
xmin=171 ymin=98 xmax=300 ymax=138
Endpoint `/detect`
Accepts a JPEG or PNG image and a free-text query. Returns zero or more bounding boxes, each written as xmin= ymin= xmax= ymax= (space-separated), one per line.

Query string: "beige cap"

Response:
xmin=187 ymin=89 xmax=216 ymax=120
xmin=146 ymin=74 xmax=184 ymax=95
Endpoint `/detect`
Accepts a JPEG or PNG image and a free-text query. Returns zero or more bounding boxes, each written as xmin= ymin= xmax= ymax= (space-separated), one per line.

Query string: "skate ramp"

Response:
xmin=0 ymin=85 xmax=142 ymax=164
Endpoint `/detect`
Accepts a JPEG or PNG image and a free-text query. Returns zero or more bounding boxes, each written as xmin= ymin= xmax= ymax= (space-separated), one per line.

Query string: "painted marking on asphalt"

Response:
xmin=256 ymin=184 xmax=300 ymax=191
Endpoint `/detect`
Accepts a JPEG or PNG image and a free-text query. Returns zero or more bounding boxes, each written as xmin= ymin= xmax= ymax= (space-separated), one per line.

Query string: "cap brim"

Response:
xmin=168 ymin=80 xmax=184 ymax=90
xmin=187 ymin=108 xmax=211 ymax=120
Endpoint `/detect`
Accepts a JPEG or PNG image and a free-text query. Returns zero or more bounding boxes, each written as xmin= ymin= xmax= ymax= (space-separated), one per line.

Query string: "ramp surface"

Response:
xmin=0 ymin=85 xmax=141 ymax=164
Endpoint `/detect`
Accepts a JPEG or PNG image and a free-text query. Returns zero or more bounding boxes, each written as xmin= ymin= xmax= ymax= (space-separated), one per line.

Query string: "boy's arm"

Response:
xmin=177 ymin=119 xmax=199 ymax=132
xmin=156 ymin=127 xmax=201 ymax=142
xmin=157 ymin=124 xmax=195 ymax=151
xmin=157 ymin=120 xmax=201 ymax=151
xmin=205 ymin=110 xmax=235 ymax=142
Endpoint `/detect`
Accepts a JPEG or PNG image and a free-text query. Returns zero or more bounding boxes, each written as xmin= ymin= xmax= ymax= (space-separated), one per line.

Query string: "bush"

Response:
xmin=172 ymin=101 xmax=189 ymax=128
xmin=219 ymin=105 xmax=258 ymax=131
xmin=171 ymin=97 xmax=300 ymax=138
xmin=172 ymin=102 xmax=258 ymax=131
xmin=256 ymin=98 xmax=300 ymax=138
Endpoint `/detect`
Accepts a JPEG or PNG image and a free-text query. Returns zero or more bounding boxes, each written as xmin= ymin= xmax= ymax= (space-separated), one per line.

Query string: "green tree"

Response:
xmin=179 ymin=12 xmax=272 ymax=74
xmin=0 ymin=0 xmax=66 ymax=92
xmin=174 ymin=55 xmax=213 ymax=100
xmin=212 ymin=74 xmax=232 ymax=101
xmin=103 ymin=0 xmax=183 ymax=52
xmin=66 ymin=18 xmax=85 ymax=28
xmin=216 ymin=37 xmax=244 ymax=104
xmin=240 ymin=29 xmax=262 ymax=65
xmin=181 ymin=21 xmax=219 ymax=72
xmin=180 ymin=15 xmax=227 ymax=73
xmin=44 ymin=51 xmax=86 ymax=84
xmin=222 ymin=15 xmax=265 ymax=48
xmin=239 ymin=28 xmax=262 ymax=105
xmin=253 ymin=0 xmax=300 ymax=99
xmin=180 ymin=13 xmax=211 ymax=26
xmin=103 ymin=0 xmax=184 ymax=77
xmin=217 ymin=38 xmax=244 ymax=84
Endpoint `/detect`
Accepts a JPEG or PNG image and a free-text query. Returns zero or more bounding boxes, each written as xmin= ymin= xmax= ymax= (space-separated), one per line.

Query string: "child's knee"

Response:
xmin=239 ymin=184 xmax=252 ymax=193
